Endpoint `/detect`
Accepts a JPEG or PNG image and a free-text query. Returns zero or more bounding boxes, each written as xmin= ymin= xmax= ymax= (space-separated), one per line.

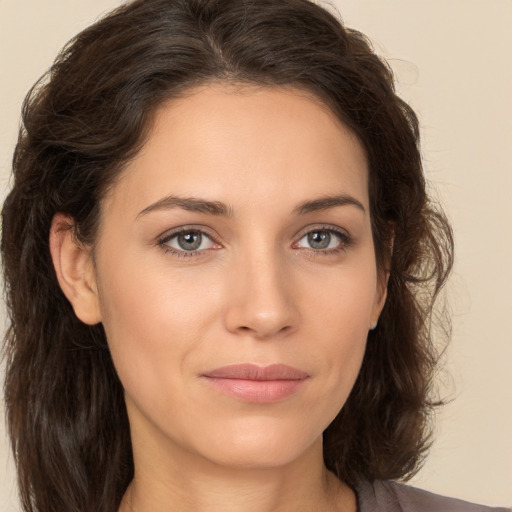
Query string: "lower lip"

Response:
xmin=202 ymin=377 xmax=307 ymax=403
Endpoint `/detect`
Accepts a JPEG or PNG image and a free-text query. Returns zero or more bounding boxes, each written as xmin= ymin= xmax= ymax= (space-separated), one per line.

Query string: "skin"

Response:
xmin=50 ymin=84 xmax=388 ymax=512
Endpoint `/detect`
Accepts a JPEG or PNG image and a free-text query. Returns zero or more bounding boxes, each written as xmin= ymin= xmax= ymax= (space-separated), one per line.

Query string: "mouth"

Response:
xmin=200 ymin=364 xmax=310 ymax=403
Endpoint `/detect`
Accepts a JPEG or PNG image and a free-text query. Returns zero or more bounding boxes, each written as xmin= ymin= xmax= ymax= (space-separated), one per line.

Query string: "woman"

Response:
xmin=1 ymin=0 xmax=509 ymax=511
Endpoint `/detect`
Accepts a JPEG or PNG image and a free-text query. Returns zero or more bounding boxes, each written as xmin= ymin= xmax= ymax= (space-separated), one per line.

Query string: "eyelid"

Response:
xmin=157 ymin=224 xmax=219 ymax=242
xmin=292 ymin=224 xmax=352 ymax=251
xmin=293 ymin=224 xmax=351 ymax=241
xmin=156 ymin=223 xmax=352 ymax=258
xmin=157 ymin=225 xmax=222 ymax=256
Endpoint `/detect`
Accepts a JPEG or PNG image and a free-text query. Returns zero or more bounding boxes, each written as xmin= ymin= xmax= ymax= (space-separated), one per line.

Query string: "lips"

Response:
xmin=201 ymin=364 xmax=310 ymax=403
xmin=203 ymin=363 xmax=309 ymax=381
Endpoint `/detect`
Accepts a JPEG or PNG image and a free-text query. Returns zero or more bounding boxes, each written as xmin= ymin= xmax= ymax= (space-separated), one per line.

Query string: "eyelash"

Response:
xmin=294 ymin=225 xmax=353 ymax=257
xmin=157 ymin=227 xmax=219 ymax=258
xmin=157 ymin=225 xmax=352 ymax=258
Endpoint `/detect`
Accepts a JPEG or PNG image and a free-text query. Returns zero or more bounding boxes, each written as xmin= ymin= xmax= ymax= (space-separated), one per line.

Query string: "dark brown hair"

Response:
xmin=1 ymin=0 xmax=454 ymax=511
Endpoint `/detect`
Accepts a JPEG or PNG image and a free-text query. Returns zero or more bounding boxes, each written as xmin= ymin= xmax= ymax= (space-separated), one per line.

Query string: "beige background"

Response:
xmin=1 ymin=0 xmax=511 ymax=510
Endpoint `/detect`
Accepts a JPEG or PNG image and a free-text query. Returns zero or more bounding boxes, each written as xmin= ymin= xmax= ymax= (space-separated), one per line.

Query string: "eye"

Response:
xmin=161 ymin=229 xmax=216 ymax=253
xmin=295 ymin=228 xmax=349 ymax=251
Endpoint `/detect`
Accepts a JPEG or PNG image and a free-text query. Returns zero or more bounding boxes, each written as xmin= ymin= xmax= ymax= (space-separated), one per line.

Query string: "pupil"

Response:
xmin=178 ymin=231 xmax=201 ymax=250
xmin=308 ymin=231 xmax=330 ymax=249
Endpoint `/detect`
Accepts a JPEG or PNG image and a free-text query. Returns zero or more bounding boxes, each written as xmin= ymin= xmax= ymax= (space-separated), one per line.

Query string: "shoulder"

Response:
xmin=356 ymin=479 xmax=511 ymax=512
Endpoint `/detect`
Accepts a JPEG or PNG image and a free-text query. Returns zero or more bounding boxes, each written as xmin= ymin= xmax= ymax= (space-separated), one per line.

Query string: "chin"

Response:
xmin=188 ymin=418 xmax=321 ymax=470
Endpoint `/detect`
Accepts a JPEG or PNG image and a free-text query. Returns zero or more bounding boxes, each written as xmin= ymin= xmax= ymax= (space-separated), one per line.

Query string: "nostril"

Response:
xmin=236 ymin=323 xmax=294 ymax=339
xmin=223 ymin=280 xmax=299 ymax=339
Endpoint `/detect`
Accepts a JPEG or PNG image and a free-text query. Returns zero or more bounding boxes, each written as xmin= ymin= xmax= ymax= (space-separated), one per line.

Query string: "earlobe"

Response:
xmin=49 ymin=213 xmax=102 ymax=325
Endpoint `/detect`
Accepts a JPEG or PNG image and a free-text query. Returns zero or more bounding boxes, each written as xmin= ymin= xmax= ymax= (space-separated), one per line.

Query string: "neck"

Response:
xmin=119 ymin=435 xmax=355 ymax=512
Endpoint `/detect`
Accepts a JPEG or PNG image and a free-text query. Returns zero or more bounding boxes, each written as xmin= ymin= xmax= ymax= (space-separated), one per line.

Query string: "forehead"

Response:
xmin=102 ymin=83 xmax=369 ymax=218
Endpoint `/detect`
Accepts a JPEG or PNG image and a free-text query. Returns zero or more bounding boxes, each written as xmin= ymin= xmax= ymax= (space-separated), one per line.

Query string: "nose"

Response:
xmin=223 ymin=248 xmax=300 ymax=340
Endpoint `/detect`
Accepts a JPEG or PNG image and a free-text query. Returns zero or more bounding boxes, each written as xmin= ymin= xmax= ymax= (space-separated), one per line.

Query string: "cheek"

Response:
xmin=95 ymin=251 xmax=224 ymax=406
xmin=293 ymin=260 xmax=378 ymax=425
xmin=302 ymin=256 xmax=378 ymax=343
xmin=98 ymin=243 xmax=220 ymax=336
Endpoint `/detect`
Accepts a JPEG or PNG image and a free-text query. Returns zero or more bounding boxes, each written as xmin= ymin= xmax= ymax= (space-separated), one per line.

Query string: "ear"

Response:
xmin=369 ymin=270 xmax=389 ymax=330
xmin=49 ymin=213 xmax=102 ymax=325
xmin=370 ymin=230 xmax=394 ymax=330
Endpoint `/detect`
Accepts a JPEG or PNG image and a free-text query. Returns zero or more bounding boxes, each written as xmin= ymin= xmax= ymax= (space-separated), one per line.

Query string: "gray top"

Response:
xmin=356 ymin=480 xmax=511 ymax=512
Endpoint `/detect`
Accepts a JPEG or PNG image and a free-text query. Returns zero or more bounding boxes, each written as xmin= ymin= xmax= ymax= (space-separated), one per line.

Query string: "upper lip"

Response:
xmin=202 ymin=364 xmax=309 ymax=381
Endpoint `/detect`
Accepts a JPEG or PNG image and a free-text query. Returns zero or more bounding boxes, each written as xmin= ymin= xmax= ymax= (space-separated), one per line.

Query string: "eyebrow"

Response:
xmin=292 ymin=194 xmax=366 ymax=215
xmin=137 ymin=195 xmax=232 ymax=218
xmin=136 ymin=193 xmax=365 ymax=219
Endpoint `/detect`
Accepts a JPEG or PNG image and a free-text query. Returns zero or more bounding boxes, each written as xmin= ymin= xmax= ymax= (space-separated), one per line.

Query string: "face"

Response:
xmin=90 ymin=84 xmax=386 ymax=469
